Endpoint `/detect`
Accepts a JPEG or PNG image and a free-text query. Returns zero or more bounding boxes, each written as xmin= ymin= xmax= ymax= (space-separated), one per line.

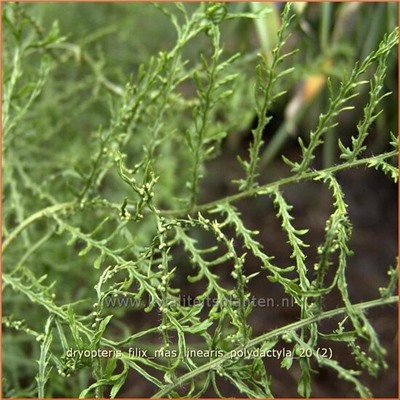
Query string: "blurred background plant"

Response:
xmin=2 ymin=2 xmax=398 ymax=398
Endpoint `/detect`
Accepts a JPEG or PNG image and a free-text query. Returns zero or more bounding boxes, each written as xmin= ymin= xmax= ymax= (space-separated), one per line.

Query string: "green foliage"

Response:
xmin=283 ymin=28 xmax=398 ymax=174
xmin=2 ymin=2 xmax=398 ymax=398
xmin=238 ymin=4 xmax=296 ymax=190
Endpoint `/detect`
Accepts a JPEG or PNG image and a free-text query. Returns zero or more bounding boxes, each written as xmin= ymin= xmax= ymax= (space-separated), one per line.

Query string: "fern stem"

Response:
xmin=4 ymin=151 xmax=395 ymax=255
xmin=152 ymin=295 xmax=398 ymax=397
xmin=161 ymin=150 xmax=397 ymax=217
xmin=2 ymin=202 xmax=76 ymax=253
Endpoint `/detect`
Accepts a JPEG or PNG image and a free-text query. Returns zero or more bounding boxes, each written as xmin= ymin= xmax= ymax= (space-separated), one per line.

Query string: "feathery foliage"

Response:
xmin=2 ymin=2 xmax=398 ymax=398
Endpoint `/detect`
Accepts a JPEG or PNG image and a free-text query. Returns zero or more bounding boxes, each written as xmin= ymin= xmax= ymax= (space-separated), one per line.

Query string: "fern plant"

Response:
xmin=2 ymin=2 xmax=398 ymax=398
